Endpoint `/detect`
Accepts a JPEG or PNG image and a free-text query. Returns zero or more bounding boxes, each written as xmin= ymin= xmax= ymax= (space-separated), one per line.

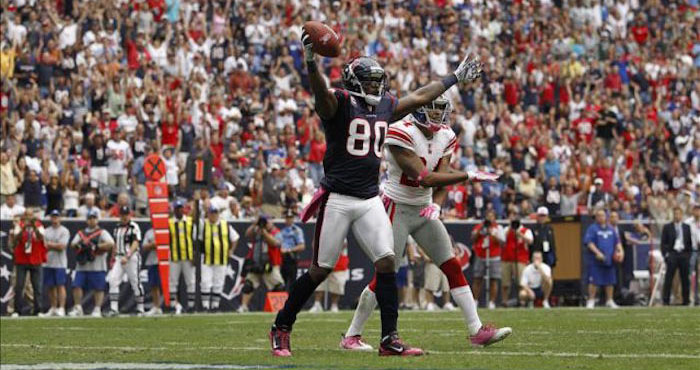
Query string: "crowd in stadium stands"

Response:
xmin=1 ymin=0 xmax=700 ymax=226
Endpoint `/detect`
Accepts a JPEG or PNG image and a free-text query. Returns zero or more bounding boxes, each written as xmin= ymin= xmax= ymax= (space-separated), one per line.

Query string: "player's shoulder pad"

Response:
xmin=440 ymin=126 xmax=457 ymax=155
xmin=386 ymin=122 xmax=416 ymax=149
xmin=385 ymin=92 xmax=399 ymax=110
xmin=388 ymin=120 xmax=417 ymax=137
xmin=440 ymin=124 xmax=457 ymax=139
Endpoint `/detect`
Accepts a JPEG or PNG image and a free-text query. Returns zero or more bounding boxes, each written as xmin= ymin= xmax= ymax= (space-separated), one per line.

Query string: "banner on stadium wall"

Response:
xmin=2 ymin=215 xmax=654 ymax=313
xmin=0 ymin=219 xmax=485 ymax=314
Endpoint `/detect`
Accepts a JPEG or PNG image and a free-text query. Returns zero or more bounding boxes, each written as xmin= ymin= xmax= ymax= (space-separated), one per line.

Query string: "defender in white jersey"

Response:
xmin=341 ymin=95 xmax=512 ymax=350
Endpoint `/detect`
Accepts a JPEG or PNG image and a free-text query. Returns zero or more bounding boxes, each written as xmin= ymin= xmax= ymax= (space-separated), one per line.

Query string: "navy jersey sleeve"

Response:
xmin=321 ymin=89 xmax=351 ymax=133
xmin=388 ymin=94 xmax=398 ymax=115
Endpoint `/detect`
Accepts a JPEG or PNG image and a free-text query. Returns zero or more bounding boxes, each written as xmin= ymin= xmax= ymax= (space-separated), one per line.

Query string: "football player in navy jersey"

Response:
xmin=269 ymin=27 xmax=483 ymax=357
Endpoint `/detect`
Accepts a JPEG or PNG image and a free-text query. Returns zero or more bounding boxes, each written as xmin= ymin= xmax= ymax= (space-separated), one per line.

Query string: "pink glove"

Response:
xmin=467 ymin=170 xmax=499 ymax=182
xmin=419 ymin=203 xmax=441 ymax=220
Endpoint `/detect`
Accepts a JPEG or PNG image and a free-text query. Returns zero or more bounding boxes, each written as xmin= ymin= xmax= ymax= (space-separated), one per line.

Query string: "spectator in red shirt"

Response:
xmin=572 ymin=110 xmax=596 ymax=144
xmin=161 ymin=113 xmax=179 ymax=147
xmin=595 ymin=158 xmax=615 ymax=194
xmin=630 ymin=14 xmax=649 ymax=44
xmin=540 ymin=76 xmax=556 ymax=112
xmin=147 ymin=0 xmax=165 ymax=22
xmin=307 ymin=128 xmax=326 ymax=186
xmin=107 ymin=192 xmax=132 ymax=218
xmin=239 ymin=215 xmax=284 ymax=312
xmin=11 ymin=209 xmax=47 ymax=316
xmin=604 ymin=65 xmax=623 ymax=92
xmin=125 ymin=32 xmax=150 ymax=70
xmin=210 ymin=132 xmax=224 ymax=169
xmin=501 ymin=212 xmax=534 ymax=307
xmin=296 ymin=107 xmax=317 ymax=156
xmin=446 ymin=182 xmax=468 ymax=219
xmin=503 ymin=73 xmax=520 ymax=107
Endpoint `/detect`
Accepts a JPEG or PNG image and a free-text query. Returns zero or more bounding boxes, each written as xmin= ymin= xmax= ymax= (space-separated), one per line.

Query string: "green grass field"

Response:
xmin=1 ymin=307 xmax=699 ymax=369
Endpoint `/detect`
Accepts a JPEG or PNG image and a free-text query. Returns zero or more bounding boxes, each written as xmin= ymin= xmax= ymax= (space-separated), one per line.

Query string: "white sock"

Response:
xmin=136 ymin=295 xmax=144 ymax=312
xmin=110 ymin=295 xmax=119 ymax=312
xmin=345 ymin=286 xmax=377 ymax=337
xmin=451 ymin=286 xmax=482 ymax=336
xmin=187 ymin=291 xmax=196 ymax=309
xmin=202 ymin=292 xmax=211 ymax=310
xmin=169 ymin=291 xmax=177 ymax=308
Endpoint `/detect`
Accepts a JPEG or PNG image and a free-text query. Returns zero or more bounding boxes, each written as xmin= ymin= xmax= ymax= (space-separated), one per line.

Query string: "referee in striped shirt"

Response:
xmin=107 ymin=206 xmax=145 ymax=316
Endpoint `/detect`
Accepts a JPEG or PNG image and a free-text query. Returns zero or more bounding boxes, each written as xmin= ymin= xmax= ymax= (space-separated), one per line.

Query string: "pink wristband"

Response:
xmin=416 ymin=168 xmax=429 ymax=182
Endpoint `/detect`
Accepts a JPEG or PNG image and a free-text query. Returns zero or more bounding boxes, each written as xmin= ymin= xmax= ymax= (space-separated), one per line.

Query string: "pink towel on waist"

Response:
xmin=300 ymin=187 xmax=329 ymax=223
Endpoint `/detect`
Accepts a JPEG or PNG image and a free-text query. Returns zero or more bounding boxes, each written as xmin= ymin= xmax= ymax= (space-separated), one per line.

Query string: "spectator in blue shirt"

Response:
xmin=276 ymin=208 xmax=306 ymax=289
xmin=483 ymin=181 xmax=504 ymax=219
xmin=583 ymin=209 xmax=623 ymax=309
xmin=542 ymin=152 xmax=561 ymax=183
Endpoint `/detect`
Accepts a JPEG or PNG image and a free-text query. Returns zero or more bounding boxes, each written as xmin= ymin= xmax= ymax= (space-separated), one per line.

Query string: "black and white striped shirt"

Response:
xmin=113 ymin=221 xmax=142 ymax=256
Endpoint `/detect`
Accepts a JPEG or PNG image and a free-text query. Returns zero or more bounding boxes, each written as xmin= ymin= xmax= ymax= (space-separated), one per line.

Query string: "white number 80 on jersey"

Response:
xmin=346 ymin=118 xmax=388 ymax=157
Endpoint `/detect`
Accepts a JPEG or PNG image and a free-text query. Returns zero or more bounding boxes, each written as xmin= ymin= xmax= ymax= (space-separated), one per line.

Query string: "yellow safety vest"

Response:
xmin=169 ymin=216 xmax=194 ymax=262
xmin=203 ymin=219 xmax=229 ymax=265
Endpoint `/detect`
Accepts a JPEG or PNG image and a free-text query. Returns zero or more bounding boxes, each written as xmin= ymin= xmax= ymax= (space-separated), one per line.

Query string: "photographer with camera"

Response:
xmin=68 ymin=210 xmax=114 ymax=317
xmin=10 ymin=208 xmax=46 ymax=316
xmin=238 ymin=214 xmax=284 ymax=313
xmin=471 ymin=209 xmax=505 ymax=309
xmin=501 ymin=211 xmax=534 ymax=307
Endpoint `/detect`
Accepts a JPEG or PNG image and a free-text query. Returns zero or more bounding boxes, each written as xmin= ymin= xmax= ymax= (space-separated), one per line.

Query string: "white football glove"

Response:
xmin=466 ymin=170 xmax=499 ymax=182
xmin=301 ymin=27 xmax=315 ymax=63
xmin=453 ymin=52 xmax=483 ymax=83
xmin=419 ymin=203 xmax=441 ymax=220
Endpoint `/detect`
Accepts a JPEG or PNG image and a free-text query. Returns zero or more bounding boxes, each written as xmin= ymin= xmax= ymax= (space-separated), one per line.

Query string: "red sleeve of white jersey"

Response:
xmin=385 ymin=125 xmax=415 ymax=151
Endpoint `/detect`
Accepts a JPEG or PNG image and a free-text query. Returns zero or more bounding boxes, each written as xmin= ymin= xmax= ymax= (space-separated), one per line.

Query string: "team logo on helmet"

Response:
xmin=342 ymin=57 xmax=387 ymax=106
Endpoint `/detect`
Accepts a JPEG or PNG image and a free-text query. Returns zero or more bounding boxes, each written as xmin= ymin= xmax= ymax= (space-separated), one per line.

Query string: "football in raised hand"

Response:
xmin=303 ymin=21 xmax=342 ymax=58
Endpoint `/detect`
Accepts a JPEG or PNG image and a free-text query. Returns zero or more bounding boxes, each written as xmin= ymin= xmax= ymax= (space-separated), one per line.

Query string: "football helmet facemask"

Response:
xmin=413 ymin=94 xmax=452 ymax=132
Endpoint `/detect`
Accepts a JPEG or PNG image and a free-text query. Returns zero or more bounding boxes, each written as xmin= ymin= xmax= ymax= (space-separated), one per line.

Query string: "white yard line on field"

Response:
xmin=1 ymin=344 xmax=264 ymax=352
xmin=427 ymin=350 xmax=700 ymax=360
xmin=3 ymin=343 xmax=699 ymax=361
xmin=0 ymin=364 xmax=283 ymax=370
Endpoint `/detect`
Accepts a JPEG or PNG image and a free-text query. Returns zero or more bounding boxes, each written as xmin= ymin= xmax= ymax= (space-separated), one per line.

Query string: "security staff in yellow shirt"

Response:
xmin=168 ymin=200 xmax=196 ymax=314
xmin=198 ymin=205 xmax=239 ymax=312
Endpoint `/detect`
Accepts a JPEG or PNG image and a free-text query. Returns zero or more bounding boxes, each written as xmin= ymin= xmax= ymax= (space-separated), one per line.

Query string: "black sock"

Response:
xmin=274 ymin=272 xmax=321 ymax=330
xmin=375 ymin=272 xmax=398 ymax=338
